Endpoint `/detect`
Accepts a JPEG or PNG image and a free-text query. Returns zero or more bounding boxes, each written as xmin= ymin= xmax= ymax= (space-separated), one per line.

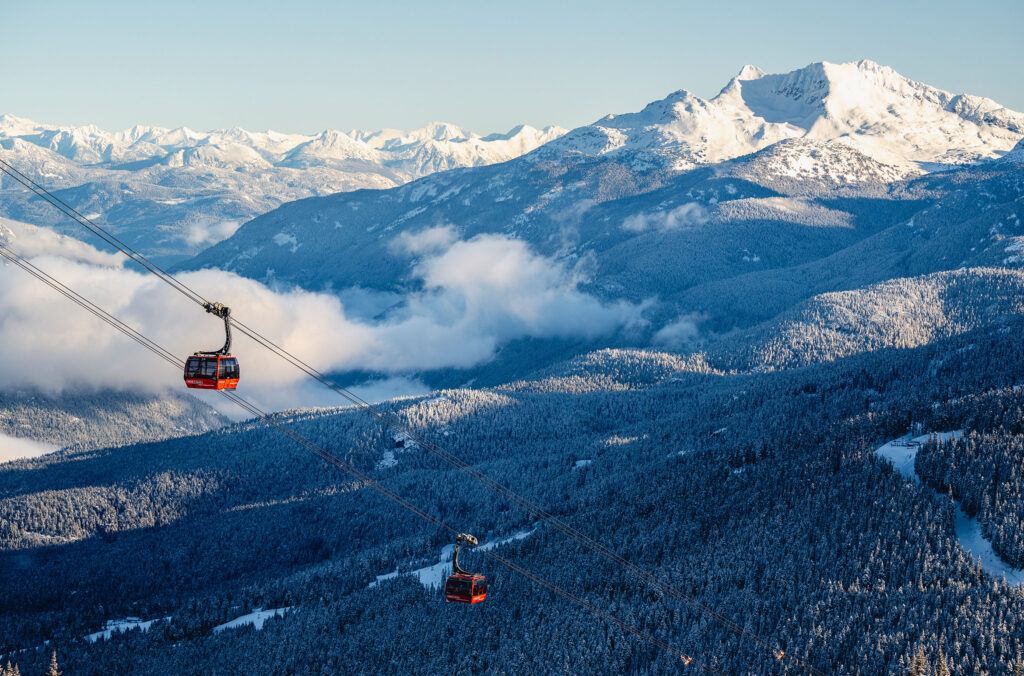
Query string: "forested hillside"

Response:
xmin=706 ymin=267 xmax=1024 ymax=371
xmin=3 ymin=59 xmax=1024 ymax=676
xmin=917 ymin=424 xmax=1024 ymax=568
xmin=0 ymin=388 xmax=225 ymax=452
xmin=4 ymin=299 xmax=1024 ymax=674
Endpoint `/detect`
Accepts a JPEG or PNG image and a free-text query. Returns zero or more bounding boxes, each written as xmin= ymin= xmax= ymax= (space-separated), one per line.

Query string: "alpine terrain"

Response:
xmin=3 ymin=59 xmax=1024 ymax=675
xmin=0 ymin=117 xmax=565 ymax=264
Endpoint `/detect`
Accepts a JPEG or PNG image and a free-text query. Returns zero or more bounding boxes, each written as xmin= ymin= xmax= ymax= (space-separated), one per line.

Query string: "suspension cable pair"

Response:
xmin=0 ymin=241 xmax=714 ymax=673
xmin=0 ymin=159 xmax=820 ymax=674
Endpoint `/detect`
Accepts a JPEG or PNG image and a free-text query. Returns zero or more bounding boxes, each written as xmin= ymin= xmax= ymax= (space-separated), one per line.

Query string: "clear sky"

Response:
xmin=3 ymin=0 xmax=1022 ymax=135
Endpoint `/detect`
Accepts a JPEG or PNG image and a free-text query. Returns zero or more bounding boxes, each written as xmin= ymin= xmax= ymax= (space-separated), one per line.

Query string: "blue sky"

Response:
xmin=4 ymin=0 xmax=1021 ymax=134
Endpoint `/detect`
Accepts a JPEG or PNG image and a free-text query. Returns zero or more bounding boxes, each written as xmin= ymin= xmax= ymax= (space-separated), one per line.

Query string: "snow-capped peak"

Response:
xmin=0 ymin=113 xmax=52 ymax=136
xmin=418 ymin=121 xmax=473 ymax=142
xmin=542 ymin=59 xmax=1024 ymax=174
xmin=735 ymin=64 xmax=767 ymax=80
xmin=353 ymin=122 xmax=468 ymax=149
xmin=278 ymin=130 xmax=381 ymax=168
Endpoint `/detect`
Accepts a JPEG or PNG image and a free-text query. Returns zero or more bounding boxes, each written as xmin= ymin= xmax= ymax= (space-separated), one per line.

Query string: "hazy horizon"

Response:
xmin=4 ymin=0 xmax=1022 ymax=134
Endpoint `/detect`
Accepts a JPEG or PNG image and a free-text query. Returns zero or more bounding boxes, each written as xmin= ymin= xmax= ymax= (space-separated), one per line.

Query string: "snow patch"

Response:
xmin=876 ymin=431 xmax=1024 ymax=584
xmin=604 ymin=434 xmax=644 ymax=446
xmin=376 ymin=450 xmax=397 ymax=470
xmin=271 ymin=232 xmax=300 ymax=252
xmin=84 ymin=617 xmax=170 ymax=643
xmin=369 ymin=529 xmax=535 ymax=590
xmin=212 ymin=607 xmax=291 ymax=633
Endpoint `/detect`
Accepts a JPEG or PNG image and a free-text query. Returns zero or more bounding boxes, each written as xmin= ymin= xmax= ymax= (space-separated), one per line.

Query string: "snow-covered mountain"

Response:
xmin=353 ymin=122 xmax=567 ymax=175
xmin=10 ymin=60 xmax=1024 ymax=676
xmin=539 ymin=60 xmax=1024 ymax=173
xmin=185 ymin=134 xmax=1024 ymax=324
xmin=178 ymin=60 xmax=1024 ymax=385
xmin=5 ymin=60 xmax=1020 ymax=267
xmin=0 ymin=116 xmax=565 ymax=262
xmin=0 ymin=114 xmax=565 ymax=177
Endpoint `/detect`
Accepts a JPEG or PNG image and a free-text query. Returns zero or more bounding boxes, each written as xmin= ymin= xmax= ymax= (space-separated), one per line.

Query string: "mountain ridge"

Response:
xmin=0 ymin=114 xmax=567 ymax=174
xmin=0 ymin=116 xmax=566 ymax=262
xmin=175 ymin=60 xmax=1024 ymax=384
xmin=538 ymin=59 xmax=1024 ymax=172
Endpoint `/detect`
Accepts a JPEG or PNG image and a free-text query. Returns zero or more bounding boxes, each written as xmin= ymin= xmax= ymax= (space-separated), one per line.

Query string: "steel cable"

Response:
xmin=0 ymin=240 xmax=717 ymax=672
xmin=0 ymin=162 xmax=819 ymax=674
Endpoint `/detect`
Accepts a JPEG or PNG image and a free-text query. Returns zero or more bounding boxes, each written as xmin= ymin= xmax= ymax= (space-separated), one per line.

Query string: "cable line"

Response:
xmin=0 ymin=161 xmax=820 ymax=674
xmin=0 ymin=240 xmax=719 ymax=674
xmin=0 ymin=159 xmax=210 ymax=306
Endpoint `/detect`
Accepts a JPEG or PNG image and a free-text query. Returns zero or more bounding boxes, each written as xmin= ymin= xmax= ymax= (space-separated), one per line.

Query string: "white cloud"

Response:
xmin=184 ymin=219 xmax=242 ymax=247
xmin=1 ymin=218 xmax=122 ymax=266
xmin=349 ymin=376 xmax=430 ymax=404
xmin=652 ymin=314 xmax=702 ymax=349
xmin=390 ymin=224 xmax=458 ymax=255
xmin=622 ymin=202 xmax=708 ymax=233
xmin=0 ymin=432 xmax=59 ymax=462
xmin=0 ymin=231 xmax=642 ymax=411
xmin=555 ymin=199 xmax=595 ymax=223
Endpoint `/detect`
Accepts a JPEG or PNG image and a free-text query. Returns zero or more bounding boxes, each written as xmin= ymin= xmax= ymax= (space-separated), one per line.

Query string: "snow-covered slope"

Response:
xmin=999 ymin=137 xmax=1024 ymax=165
xmin=710 ymin=268 xmax=1024 ymax=371
xmin=724 ymin=138 xmax=908 ymax=189
xmin=540 ymin=60 xmax=1024 ymax=173
xmin=0 ymin=116 xmax=566 ymax=262
xmin=178 ymin=61 xmax=1024 ymax=381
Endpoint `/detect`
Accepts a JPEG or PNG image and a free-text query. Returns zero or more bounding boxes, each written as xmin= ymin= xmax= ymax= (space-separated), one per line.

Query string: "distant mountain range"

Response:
xmin=7 ymin=60 xmax=1024 ymax=676
xmin=0 ymin=115 xmax=565 ymax=263
xmin=4 ymin=59 xmax=1024 ymax=389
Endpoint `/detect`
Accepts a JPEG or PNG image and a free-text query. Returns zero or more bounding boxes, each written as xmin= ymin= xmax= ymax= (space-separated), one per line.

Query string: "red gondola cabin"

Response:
xmin=444 ymin=533 xmax=486 ymax=604
xmin=184 ymin=355 xmax=239 ymax=390
xmin=444 ymin=573 xmax=487 ymax=604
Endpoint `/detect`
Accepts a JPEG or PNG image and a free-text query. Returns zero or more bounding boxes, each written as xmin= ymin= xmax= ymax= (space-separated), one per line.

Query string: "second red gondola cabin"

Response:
xmin=444 ymin=573 xmax=487 ymax=604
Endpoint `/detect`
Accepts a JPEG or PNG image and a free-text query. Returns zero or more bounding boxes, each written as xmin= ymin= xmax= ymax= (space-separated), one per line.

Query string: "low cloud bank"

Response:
xmin=622 ymin=203 xmax=708 ymax=233
xmin=0 ymin=433 xmax=59 ymax=462
xmin=0 ymin=226 xmax=643 ymax=411
xmin=652 ymin=314 xmax=703 ymax=349
xmin=1 ymin=218 xmax=122 ymax=266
